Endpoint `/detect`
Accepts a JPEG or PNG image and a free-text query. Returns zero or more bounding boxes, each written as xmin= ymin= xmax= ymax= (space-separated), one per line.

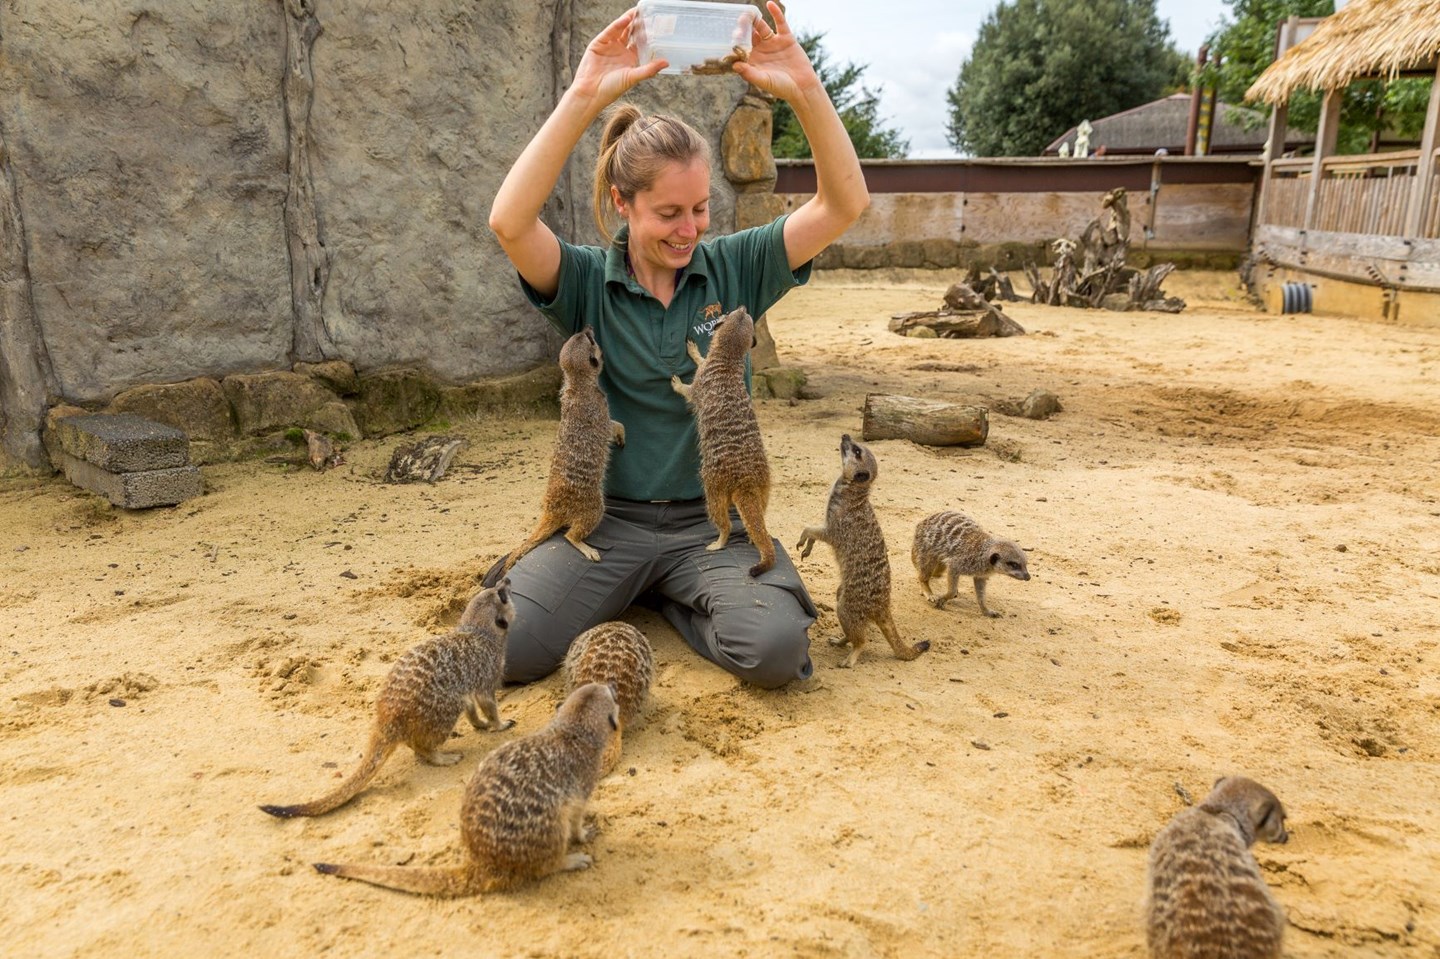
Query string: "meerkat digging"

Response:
xmin=259 ymin=580 xmax=517 ymax=819
xmin=564 ymin=622 xmax=654 ymax=774
xmin=1144 ymin=775 xmax=1290 ymax=959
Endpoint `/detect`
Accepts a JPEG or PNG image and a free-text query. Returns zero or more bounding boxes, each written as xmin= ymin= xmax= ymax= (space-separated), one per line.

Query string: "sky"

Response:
xmin=785 ymin=0 xmax=1235 ymax=158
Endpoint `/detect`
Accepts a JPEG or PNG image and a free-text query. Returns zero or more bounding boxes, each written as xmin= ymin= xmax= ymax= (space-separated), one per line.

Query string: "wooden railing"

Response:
xmin=1261 ymin=150 xmax=1440 ymax=237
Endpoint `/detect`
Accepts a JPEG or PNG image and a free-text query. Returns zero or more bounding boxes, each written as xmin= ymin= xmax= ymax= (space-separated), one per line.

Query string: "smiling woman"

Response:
xmin=483 ymin=2 xmax=870 ymax=690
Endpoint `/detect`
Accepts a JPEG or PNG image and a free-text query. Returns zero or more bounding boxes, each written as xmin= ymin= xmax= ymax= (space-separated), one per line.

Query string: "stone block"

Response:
xmin=756 ymin=367 xmax=808 ymax=400
xmin=50 ymin=413 xmax=190 ymax=472
xmin=52 ymin=449 xmax=202 ymax=509
xmin=294 ymin=360 xmax=360 ymax=396
xmin=221 ymin=371 xmax=340 ymax=436
xmin=437 ymin=365 xmax=563 ymax=421
xmin=109 ymin=378 xmax=237 ymax=444
xmin=350 ymin=369 xmax=442 ymax=437
xmin=303 ymin=401 xmax=362 ymax=440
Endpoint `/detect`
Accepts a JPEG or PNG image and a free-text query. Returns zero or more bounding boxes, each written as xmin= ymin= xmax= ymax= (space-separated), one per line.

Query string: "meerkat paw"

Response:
xmin=841 ymin=649 xmax=862 ymax=669
xmin=571 ymin=541 xmax=601 ymax=562
xmin=419 ymin=749 xmax=464 ymax=766
xmin=611 ymin=420 xmax=626 ymax=447
xmin=562 ymin=852 xmax=593 ymax=872
xmin=927 ymin=595 xmax=950 ymax=610
xmin=574 ymin=821 xmax=598 ymax=844
xmin=705 ymin=539 xmax=725 ymax=552
xmin=493 ymin=718 xmax=517 ymax=732
xmin=827 ymin=635 xmax=851 ymax=648
xmin=982 ymin=608 xmax=1001 ymax=618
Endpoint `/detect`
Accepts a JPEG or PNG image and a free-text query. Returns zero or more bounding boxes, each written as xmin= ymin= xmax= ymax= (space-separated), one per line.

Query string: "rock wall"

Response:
xmin=0 ymin=0 xmax=760 ymax=470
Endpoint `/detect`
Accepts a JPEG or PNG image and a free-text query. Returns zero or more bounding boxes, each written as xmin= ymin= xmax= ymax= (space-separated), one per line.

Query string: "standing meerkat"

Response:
xmin=796 ymin=435 xmax=930 ymax=668
xmin=500 ymin=328 xmax=624 ymax=575
xmin=313 ymin=682 xmax=620 ymax=897
xmin=1145 ymin=776 xmax=1290 ymax=959
xmin=563 ymin=622 xmax=654 ymax=774
xmin=259 ymin=580 xmax=518 ymax=819
xmin=911 ymin=510 xmax=1030 ymax=617
xmin=670 ymin=306 xmax=775 ymax=577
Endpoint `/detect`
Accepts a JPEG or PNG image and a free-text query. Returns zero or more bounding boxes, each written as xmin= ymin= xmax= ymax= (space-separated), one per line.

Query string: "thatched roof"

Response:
xmin=1044 ymin=94 xmax=1315 ymax=155
xmin=1248 ymin=0 xmax=1440 ymax=104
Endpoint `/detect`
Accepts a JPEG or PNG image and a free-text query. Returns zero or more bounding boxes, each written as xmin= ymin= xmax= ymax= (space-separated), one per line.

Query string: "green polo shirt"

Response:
xmin=520 ymin=213 xmax=811 ymax=502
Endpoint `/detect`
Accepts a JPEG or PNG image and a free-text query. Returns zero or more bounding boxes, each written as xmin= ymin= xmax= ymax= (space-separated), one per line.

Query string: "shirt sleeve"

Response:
xmin=516 ymin=238 xmax=604 ymax=337
xmin=711 ymin=212 xmax=813 ymax=318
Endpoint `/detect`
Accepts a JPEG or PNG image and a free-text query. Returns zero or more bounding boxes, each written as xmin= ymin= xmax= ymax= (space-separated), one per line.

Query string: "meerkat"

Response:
xmin=313 ymin=682 xmax=620 ymax=897
xmin=796 ymin=435 xmax=930 ymax=668
xmin=1145 ymin=776 xmax=1290 ymax=959
xmin=259 ymin=580 xmax=518 ymax=819
xmin=670 ymin=306 xmax=774 ymax=577
xmin=500 ymin=328 xmax=624 ymax=575
xmin=563 ymin=622 xmax=654 ymax=774
xmin=911 ymin=510 xmax=1030 ymax=617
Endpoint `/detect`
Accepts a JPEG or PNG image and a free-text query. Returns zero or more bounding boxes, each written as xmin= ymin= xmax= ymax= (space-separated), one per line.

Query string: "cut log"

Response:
xmin=862 ymin=394 xmax=988 ymax=447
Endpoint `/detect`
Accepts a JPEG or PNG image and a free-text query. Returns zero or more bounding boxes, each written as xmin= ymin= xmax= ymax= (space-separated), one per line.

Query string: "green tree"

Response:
xmin=771 ymin=31 xmax=909 ymax=159
xmin=1203 ymin=0 xmax=1429 ymax=154
xmin=945 ymin=0 xmax=1189 ymax=157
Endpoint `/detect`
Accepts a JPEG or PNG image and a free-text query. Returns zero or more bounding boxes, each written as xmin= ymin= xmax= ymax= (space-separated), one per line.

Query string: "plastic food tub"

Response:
xmin=631 ymin=0 xmax=760 ymax=75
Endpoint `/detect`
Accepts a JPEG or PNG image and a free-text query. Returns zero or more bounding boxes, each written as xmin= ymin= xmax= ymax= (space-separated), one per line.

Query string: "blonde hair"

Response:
xmin=592 ymin=104 xmax=711 ymax=245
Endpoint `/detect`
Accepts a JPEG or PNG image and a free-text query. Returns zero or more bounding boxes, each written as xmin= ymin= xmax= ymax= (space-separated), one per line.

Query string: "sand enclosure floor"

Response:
xmin=3 ymin=271 xmax=1438 ymax=957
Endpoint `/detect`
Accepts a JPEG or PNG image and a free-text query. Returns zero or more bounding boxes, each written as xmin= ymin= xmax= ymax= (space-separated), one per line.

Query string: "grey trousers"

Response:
xmin=493 ymin=497 xmax=817 ymax=689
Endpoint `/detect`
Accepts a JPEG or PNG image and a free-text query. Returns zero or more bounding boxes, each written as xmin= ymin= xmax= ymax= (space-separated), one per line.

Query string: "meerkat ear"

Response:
xmin=608 ymin=710 xmax=619 ymax=731
xmin=989 ymin=551 xmax=1002 ymax=567
xmin=495 ymin=615 xmax=510 ymax=630
xmin=853 ymin=471 xmax=870 ymax=483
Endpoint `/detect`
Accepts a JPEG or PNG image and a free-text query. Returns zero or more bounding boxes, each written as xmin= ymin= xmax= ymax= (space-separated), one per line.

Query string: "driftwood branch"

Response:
xmin=1025 ymin=188 xmax=1185 ymax=313
xmin=862 ymin=394 xmax=988 ymax=447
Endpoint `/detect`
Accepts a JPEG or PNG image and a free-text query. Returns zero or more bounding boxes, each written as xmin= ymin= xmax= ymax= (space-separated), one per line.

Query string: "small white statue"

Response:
xmin=1059 ymin=142 xmax=1072 ymax=157
xmin=1075 ymin=119 xmax=1092 ymax=158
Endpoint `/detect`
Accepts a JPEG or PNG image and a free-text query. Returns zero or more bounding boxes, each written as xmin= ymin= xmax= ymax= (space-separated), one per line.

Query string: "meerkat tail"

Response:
xmin=734 ymin=493 xmax=774 ymax=577
xmin=501 ymin=517 xmax=564 ymax=575
xmin=313 ymin=861 xmax=485 ymax=898
xmin=260 ymin=735 xmax=398 ymax=819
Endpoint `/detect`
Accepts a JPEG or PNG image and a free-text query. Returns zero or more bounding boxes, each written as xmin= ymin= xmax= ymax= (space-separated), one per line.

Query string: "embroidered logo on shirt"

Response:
xmin=691 ymin=302 xmax=724 ymax=338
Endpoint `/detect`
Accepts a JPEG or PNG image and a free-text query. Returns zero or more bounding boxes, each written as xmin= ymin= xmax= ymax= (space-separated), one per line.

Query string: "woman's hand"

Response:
xmin=733 ymin=1 xmax=820 ymax=103
xmin=570 ymin=8 xmax=668 ymax=106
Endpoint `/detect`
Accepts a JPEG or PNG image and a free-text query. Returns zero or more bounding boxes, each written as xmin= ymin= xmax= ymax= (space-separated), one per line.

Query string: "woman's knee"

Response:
xmin=713 ymin=603 xmax=814 ymax=689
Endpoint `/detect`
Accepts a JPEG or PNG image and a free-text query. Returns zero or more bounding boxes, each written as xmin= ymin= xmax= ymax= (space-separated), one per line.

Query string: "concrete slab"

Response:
xmin=52 ymin=449 xmax=202 ymax=509
xmin=51 ymin=413 xmax=190 ymax=472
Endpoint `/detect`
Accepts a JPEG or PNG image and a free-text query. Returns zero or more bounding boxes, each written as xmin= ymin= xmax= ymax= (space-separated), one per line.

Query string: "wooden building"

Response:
xmin=1247 ymin=0 xmax=1440 ymax=324
xmin=1044 ymin=93 xmax=1314 ymax=157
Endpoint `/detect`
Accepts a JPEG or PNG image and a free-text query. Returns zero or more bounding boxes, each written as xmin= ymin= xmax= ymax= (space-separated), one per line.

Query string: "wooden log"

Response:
xmin=862 ymin=394 xmax=989 ymax=447
xmin=889 ymin=309 xmax=1025 ymax=338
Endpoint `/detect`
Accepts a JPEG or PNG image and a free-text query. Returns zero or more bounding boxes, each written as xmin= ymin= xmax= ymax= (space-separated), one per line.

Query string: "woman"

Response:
xmin=487 ymin=2 xmax=868 ymax=688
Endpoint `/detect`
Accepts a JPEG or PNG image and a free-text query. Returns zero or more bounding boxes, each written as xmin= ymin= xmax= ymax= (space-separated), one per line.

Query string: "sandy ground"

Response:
xmin=3 ymin=270 xmax=1439 ymax=958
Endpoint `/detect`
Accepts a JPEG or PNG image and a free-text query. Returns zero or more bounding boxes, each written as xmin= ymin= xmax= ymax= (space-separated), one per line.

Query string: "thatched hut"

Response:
xmin=1246 ymin=0 xmax=1440 ymax=323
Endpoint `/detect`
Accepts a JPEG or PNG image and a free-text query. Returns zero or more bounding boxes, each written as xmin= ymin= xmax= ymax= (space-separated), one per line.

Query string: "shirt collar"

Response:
xmin=602 ymin=224 xmax=711 ymax=294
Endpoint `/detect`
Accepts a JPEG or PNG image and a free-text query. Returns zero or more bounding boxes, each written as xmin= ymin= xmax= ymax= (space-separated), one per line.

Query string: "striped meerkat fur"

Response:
xmin=911 ymin=510 xmax=1030 ymax=617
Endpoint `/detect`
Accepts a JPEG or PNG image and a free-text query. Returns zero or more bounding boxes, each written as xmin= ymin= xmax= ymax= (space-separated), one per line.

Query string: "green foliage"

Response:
xmin=772 ymin=32 xmax=909 ymax=159
xmin=284 ymin=427 xmax=306 ymax=445
xmin=945 ymin=0 xmax=1189 ymax=157
xmin=1203 ymin=0 xmax=1431 ymax=154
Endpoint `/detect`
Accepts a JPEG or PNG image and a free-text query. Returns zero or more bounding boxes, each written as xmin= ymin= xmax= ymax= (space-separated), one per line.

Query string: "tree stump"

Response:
xmin=862 ymin=394 xmax=988 ymax=447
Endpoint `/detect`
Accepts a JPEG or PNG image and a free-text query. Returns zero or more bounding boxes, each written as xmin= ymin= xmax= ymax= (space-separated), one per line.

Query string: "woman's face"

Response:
xmin=614 ymin=157 xmax=711 ymax=276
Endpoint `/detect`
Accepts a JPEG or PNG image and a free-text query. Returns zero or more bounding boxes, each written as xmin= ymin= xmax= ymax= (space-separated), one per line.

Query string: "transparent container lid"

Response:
xmin=631 ymin=0 xmax=760 ymax=76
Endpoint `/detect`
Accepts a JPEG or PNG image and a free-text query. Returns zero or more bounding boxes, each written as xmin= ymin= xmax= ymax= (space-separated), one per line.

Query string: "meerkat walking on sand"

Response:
xmin=1144 ymin=776 xmax=1290 ymax=959
xmin=796 ymin=435 xmax=930 ymax=668
xmin=671 ymin=307 xmax=775 ymax=577
xmin=313 ymin=682 xmax=620 ymax=897
xmin=911 ymin=511 xmax=1030 ymax=617
xmin=259 ymin=581 xmax=517 ymax=819
xmin=500 ymin=328 xmax=624 ymax=575
xmin=564 ymin=622 xmax=654 ymax=774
